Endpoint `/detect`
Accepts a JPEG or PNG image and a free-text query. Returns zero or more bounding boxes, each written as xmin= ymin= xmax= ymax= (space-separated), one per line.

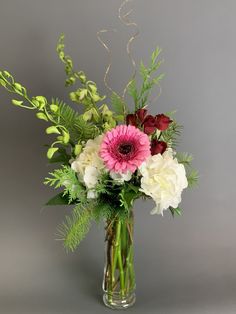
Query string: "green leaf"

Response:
xmin=129 ymin=47 xmax=164 ymax=109
xmin=48 ymin=153 xmax=70 ymax=165
xmin=45 ymin=192 xmax=73 ymax=206
xmin=120 ymin=183 xmax=141 ymax=210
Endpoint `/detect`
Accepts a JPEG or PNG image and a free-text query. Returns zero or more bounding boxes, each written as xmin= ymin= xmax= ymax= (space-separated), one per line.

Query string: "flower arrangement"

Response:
xmin=0 ymin=28 xmax=198 ymax=308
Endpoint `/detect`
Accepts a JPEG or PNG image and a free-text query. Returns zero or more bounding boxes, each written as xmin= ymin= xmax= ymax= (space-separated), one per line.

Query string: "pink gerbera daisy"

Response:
xmin=100 ymin=125 xmax=151 ymax=173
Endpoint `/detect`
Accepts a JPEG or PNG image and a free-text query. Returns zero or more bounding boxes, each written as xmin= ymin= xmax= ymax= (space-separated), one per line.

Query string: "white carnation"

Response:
xmin=139 ymin=150 xmax=188 ymax=215
xmin=71 ymin=135 xmax=104 ymax=190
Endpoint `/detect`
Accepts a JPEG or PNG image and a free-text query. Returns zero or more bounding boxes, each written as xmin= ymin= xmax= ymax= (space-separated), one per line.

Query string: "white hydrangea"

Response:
xmin=87 ymin=189 xmax=98 ymax=199
xmin=71 ymin=135 xmax=104 ymax=195
xmin=139 ymin=150 xmax=188 ymax=215
xmin=110 ymin=171 xmax=132 ymax=184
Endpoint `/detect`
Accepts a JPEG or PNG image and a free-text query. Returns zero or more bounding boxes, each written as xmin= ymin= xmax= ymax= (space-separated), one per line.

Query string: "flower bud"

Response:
xmin=47 ymin=147 xmax=59 ymax=159
xmin=155 ymin=114 xmax=172 ymax=131
xmin=36 ymin=112 xmax=48 ymax=121
xmin=151 ymin=139 xmax=167 ymax=155
xmin=50 ymin=104 xmax=58 ymax=113
xmin=74 ymin=144 xmax=82 ymax=156
xmin=46 ymin=126 xmax=61 ymax=135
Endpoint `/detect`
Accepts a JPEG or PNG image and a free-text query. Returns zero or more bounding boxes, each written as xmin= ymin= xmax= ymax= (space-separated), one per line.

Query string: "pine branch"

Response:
xmin=187 ymin=169 xmax=199 ymax=188
xmin=169 ymin=206 xmax=182 ymax=218
xmin=169 ymin=206 xmax=182 ymax=217
xmin=161 ymin=120 xmax=183 ymax=148
xmin=57 ymin=205 xmax=93 ymax=252
xmin=176 ymin=152 xmax=193 ymax=166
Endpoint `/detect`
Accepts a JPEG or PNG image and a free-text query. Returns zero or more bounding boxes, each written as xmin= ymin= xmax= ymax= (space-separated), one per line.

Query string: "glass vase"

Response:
xmin=102 ymin=210 xmax=136 ymax=309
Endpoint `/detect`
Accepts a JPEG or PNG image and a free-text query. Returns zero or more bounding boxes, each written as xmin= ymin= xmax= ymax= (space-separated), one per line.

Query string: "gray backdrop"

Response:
xmin=0 ymin=1 xmax=235 ymax=313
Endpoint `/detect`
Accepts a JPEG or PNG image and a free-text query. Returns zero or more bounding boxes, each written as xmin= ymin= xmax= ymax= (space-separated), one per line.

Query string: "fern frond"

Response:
xmin=110 ymin=92 xmax=127 ymax=116
xmin=44 ymin=165 xmax=86 ymax=203
xmin=57 ymin=205 xmax=92 ymax=252
xmin=74 ymin=115 xmax=99 ymax=141
xmin=51 ymin=98 xmax=97 ymax=142
xmin=128 ymin=80 xmax=138 ymax=107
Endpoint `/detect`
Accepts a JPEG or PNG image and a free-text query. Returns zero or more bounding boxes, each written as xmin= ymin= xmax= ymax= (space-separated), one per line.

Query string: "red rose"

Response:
xmin=126 ymin=114 xmax=137 ymax=126
xmin=136 ymin=108 xmax=147 ymax=123
xmin=151 ymin=139 xmax=167 ymax=155
xmin=155 ymin=114 xmax=172 ymax=131
xmin=143 ymin=115 xmax=157 ymax=135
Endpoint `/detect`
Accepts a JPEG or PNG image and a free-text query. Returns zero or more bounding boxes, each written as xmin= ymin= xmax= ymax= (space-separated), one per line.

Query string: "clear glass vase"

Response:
xmin=102 ymin=210 xmax=136 ymax=309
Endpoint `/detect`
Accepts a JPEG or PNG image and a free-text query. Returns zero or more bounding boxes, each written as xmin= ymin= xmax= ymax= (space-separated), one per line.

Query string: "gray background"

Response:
xmin=0 ymin=0 xmax=235 ymax=313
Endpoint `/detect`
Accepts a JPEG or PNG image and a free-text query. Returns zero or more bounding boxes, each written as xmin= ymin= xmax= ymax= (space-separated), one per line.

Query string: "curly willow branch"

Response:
xmin=97 ymin=29 xmax=117 ymax=95
xmin=97 ymin=0 xmax=139 ymax=99
xmin=119 ymin=0 xmax=139 ymax=100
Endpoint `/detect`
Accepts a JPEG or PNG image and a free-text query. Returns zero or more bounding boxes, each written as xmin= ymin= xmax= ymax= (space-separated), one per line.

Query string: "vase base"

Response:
xmin=103 ymin=292 xmax=136 ymax=310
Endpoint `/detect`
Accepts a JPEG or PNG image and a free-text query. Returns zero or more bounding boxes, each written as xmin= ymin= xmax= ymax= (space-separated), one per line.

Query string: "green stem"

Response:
xmin=117 ymin=233 xmax=125 ymax=297
xmin=129 ymin=244 xmax=135 ymax=289
xmin=111 ymin=220 xmax=121 ymax=288
xmin=124 ymin=247 xmax=131 ymax=293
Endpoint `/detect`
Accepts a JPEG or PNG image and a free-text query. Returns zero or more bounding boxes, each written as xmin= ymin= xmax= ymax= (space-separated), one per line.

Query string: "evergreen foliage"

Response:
xmin=176 ymin=152 xmax=193 ymax=166
xmin=186 ymin=169 xmax=199 ymax=188
xmin=176 ymin=152 xmax=199 ymax=187
xmin=169 ymin=206 xmax=182 ymax=217
xmin=161 ymin=120 xmax=183 ymax=148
